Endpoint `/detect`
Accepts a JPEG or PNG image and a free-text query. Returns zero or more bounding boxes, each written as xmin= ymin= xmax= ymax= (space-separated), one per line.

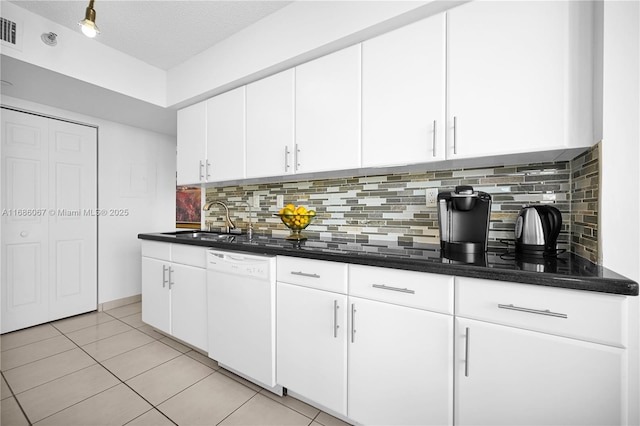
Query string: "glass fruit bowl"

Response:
xmin=275 ymin=212 xmax=316 ymax=240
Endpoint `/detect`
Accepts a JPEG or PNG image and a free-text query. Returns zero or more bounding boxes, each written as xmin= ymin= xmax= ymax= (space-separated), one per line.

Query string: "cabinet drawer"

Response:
xmin=141 ymin=240 xmax=170 ymax=260
xmin=172 ymin=244 xmax=206 ymax=268
xmin=277 ymin=256 xmax=347 ymax=294
xmin=349 ymin=265 xmax=454 ymax=314
xmin=456 ymin=277 xmax=628 ymax=347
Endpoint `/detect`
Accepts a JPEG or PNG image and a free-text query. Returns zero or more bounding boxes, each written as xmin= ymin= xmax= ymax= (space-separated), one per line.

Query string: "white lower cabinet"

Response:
xmin=455 ymin=277 xmax=627 ymax=425
xmin=348 ymin=296 xmax=453 ymax=425
xmin=141 ymin=241 xmax=207 ymax=351
xmin=276 ymin=282 xmax=348 ymax=416
xmin=276 ymin=258 xmax=454 ymax=424
xmin=169 ymin=264 xmax=207 ymax=350
xmin=455 ymin=318 xmax=624 ymax=426
xmin=141 ymin=256 xmax=171 ymax=335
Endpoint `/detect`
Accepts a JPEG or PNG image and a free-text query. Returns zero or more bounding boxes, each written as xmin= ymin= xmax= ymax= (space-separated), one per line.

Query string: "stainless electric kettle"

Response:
xmin=514 ymin=205 xmax=562 ymax=256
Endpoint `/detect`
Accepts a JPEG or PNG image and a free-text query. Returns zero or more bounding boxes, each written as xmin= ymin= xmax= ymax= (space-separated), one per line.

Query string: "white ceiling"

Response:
xmin=2 ymin=1 xmax=293 ymax=135
xmin=9 ymin=0 xmax=293 ymax=70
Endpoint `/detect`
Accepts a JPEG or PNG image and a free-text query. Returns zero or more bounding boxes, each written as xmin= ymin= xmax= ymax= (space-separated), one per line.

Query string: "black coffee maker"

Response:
xmin=438 ymin=186 xmax=492 ymax=254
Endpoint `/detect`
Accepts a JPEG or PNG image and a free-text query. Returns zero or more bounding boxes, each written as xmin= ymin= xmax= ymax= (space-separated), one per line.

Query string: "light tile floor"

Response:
xmin=1 ymin=302 xmax=351 ymax=426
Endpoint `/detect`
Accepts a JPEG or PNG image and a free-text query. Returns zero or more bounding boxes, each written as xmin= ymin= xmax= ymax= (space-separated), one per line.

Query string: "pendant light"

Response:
xmin=78 ymin=0 xmax=100 ymax=38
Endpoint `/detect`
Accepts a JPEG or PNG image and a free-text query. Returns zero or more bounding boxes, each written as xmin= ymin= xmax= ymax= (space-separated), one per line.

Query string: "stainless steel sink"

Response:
xmin=165 ymin=231 xmax=240 ymax=241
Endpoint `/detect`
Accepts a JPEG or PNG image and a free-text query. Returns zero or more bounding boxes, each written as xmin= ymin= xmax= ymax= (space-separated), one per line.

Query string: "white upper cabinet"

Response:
xmin=447 ymin=1 xmax=594 ymax=160
xmin=206 ymin=87 xmax=246 ymax=182
xmin=362 ymin=14 xmax=446 ymax=167
xmin=295 ymin=45 xmax=361 ymax=174
xmin=176 ymin=101 xmax=206 ymax=185
xmin=246 ymin=69 xmax=295 ymax=179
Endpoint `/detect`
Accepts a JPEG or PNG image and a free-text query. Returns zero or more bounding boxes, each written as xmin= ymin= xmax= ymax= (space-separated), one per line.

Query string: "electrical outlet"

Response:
xmin=425 ymin=188 xmax=439 ymax=207
xmin=276 ymin=195 xmax=284 ymax=209
xmin=253 ymin=194 xmax=260 ymax=208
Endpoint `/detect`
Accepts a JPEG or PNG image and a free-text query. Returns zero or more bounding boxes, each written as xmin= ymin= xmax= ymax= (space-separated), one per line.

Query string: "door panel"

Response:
xmin=348 ymin=297 xmax=453 ymax=426
xmin=1 ymin=110 xmax=49 ymax=333
xmin=2 ymin=242 xmax=48 ymax=332
xmin=172 ymin=264 xmax=207 ymax=351
xmin=454 ymin=318 xmax=624 ymax=425
xmin=48 ymin=120 xmax=97 ymax=319
xmin=141 ymin=257 xmax=171 ymax=334
xmin=276 ymin=282 xmax=348 ymax=416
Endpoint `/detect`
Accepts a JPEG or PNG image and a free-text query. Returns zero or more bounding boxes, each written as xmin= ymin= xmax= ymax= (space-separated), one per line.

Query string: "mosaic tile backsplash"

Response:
xmin=204 ymin=145 xmax=599 ymax=262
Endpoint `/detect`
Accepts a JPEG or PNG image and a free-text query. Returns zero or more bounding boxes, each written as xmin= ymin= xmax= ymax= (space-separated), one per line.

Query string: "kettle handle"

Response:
xmin=546 ymin=206 xmax=562 ymax=243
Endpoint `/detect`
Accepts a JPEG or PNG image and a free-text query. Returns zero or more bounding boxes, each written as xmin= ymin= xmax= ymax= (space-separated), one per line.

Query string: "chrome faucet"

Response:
xmin=239 ymin=201 xmax=254 ymax=240
xmin=203 ymin=200 xmax=236 ymax=233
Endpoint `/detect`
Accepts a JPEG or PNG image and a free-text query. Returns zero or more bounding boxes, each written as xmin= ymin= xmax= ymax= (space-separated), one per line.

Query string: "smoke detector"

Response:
xmin=41 ymin=32 xmax=57 ymax=47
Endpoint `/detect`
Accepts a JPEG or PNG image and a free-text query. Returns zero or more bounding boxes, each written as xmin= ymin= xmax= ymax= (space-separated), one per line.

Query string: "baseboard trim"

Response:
xmin=98 ymin=294 xmax=142 ymax=312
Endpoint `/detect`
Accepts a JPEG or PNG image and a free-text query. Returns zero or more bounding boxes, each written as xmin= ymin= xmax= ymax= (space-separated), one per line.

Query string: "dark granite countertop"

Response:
xmin=138 ymin=231 xmax=638 ymax=296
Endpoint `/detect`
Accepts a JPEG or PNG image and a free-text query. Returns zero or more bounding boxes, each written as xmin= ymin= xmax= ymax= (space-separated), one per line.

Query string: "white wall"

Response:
xmin=0 ymin=95 xmax=176 ymax=305
xmin=0 ymin=1 xmax=166 ymax=107
xmin=600 ymin=1 xmax=640 ymax=423
xmin=166 ymin=1 xmax=466 ymax=108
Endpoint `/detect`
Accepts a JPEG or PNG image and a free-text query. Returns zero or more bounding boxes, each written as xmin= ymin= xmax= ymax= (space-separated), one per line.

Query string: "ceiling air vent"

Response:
xmin=1 ymin=17 xmax=17 ymax=45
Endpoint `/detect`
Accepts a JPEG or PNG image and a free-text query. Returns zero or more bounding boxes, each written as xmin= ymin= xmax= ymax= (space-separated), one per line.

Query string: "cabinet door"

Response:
xmin=276 ymin=282 xmax=348 ymax=416
xmin=170 ymin=263 xmax=207 ymax=351
xmin=455 ymin=318 xmax=624 ymax=426
xmin=246 ymin=69 xmax=295 ymax=179
xmin=177 ymin=102 xmax=206 ymax=185
xmin=206 ymin=87 xmax=246 ymax=182
xmin=295 ymin=45 xmax=361 ymax=174
xmin=141 ymin=257 xmax=171 ymax=335
xmin=348 ymin=297 xmax=453 ymax=426
xmin=362 ymin=14 xmax=446 ymax=167
xmin=447 ymin=1 xmax=573 ymax=159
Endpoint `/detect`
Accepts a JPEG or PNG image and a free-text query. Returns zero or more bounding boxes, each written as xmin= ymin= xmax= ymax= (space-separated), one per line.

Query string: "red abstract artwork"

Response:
xmin=176 ymin=186 xmax=201 ymax=228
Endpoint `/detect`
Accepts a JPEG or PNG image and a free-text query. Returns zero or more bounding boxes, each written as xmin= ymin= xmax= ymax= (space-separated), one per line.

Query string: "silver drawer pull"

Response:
xmin=291 ymin=271 xmax=320 ymax=279
xmin=372 ymin=284 xmax=415 ymax=294
xmin=498 ymin=304 xmax=568 ymax=319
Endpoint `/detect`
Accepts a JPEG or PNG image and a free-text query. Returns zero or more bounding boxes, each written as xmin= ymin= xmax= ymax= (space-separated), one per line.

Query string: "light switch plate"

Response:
xmin=253 ymin=194 xmax=260 ymax=208
xmin=426 ymin=188 xmax=438 ymax=207
xmin=277 ymin=195 xmax=284 ymax=209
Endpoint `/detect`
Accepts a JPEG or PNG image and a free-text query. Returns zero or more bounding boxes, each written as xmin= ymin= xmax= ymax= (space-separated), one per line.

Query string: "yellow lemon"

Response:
xmin=308 ymin=210 xmax=316 ymax=216
xmin=285 ymin=203 xmax=295 ymax=211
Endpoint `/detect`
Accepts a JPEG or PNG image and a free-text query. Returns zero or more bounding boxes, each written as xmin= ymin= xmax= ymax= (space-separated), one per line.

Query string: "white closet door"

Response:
xmin=1 ymin=110 xmax=50 ymax=333
xmin=47 ymin=119 xmax=97 ymax=320
xmin=1 ymin=109 xmax=98 ymax=333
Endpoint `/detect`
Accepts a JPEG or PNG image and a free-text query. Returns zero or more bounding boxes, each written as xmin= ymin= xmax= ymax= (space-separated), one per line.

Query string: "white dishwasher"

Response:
xmin=206 ymin=249 xmax=281 ymax=394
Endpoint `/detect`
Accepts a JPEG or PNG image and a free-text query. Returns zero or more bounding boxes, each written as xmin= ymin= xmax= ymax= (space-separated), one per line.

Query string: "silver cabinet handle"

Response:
xmin=206 ymin=160 xmax=211 ymax=180
xmin=168 ymin=267 xmax=174 ymax=289
xmin=372 ymin=284 xmax=415 ymax=294
xmin=284 ymin=146 xmax=290 ymax=172
xmin=295 ymin=143 xmax=300 ymax=170
xmin=199 ymin=160 xmax=204 ymax=181
xmin=453 ymin=116 xmax=458 ymax=155
xmin=351 ymin=303 xmax=356 ymax=343
xmin=333 ymin=300 xmax=339 ymax=338
xmin=162 ymin=265 xmax=168 ymax=288
xmin=290 ymin=271 xmax=320 ymax=279
xmin=465 ymin=327 xmax=470 ymax=377
xmin=432 ymin=120 xmax=437 ymax=158
xmin=498 ymin=304 xmax=568 ymax=319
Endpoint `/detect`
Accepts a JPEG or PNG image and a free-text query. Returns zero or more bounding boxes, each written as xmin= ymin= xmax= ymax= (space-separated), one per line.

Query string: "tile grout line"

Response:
xmin=1 ymin=370 xmax=33 ymax=425
xmin=46 ymin=314 xmax=181 ymax=426
xmin=48 ymin=311 xmax=184 ymax=425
